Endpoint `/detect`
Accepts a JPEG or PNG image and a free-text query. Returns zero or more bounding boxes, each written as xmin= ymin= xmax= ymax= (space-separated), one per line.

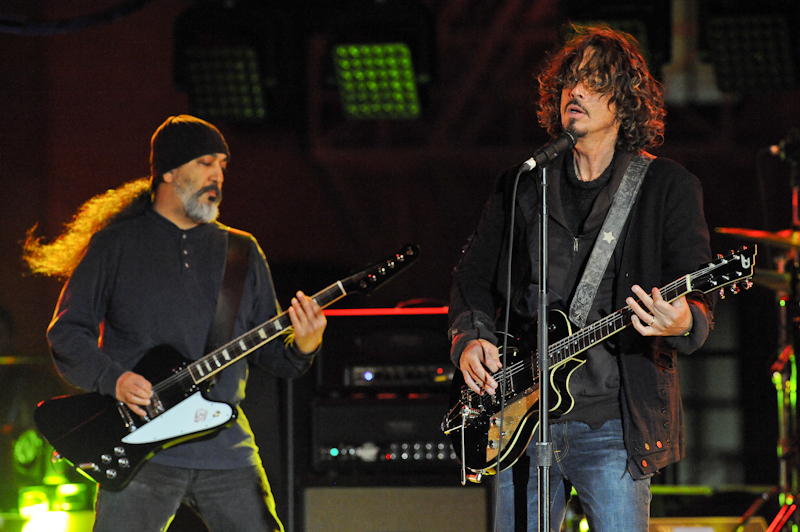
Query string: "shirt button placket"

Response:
xmin=182 ymin=233 xmax=190 ymax=269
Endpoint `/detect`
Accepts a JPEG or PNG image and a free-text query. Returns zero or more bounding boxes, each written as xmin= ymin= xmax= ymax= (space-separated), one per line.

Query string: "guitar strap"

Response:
xmin=204 ymin=228 xmax=252 ymax=354
xmin=568 ymin=152 xmax=655 ymax=328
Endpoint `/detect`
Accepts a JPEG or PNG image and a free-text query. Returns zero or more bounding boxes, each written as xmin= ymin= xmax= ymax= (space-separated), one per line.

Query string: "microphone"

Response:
xmin=521 ymin=131 xmax=577 ymax=172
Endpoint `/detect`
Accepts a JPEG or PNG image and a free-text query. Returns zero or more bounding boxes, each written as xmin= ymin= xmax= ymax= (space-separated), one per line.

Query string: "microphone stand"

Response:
xmin=537 ymin=163 xmax=552 ymax=532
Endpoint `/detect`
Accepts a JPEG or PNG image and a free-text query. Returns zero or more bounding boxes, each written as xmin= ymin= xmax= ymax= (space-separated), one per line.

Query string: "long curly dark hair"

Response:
xmin=537 ymin=24 xmax=666 ymax=152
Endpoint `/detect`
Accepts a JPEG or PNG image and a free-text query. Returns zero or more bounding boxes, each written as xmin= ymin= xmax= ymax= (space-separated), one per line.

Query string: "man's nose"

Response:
xmin=569 ymin=82 xmax=585 ymax=99
xmin=210 ymin=164 xmax=224 ymax=184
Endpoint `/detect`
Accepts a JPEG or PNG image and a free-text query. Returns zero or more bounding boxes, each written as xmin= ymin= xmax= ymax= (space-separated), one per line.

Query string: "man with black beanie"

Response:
xmin=31 ymin=115 xmax=326 ymax=532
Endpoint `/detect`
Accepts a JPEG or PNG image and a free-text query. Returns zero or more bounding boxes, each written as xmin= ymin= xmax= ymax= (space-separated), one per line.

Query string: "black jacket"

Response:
xmin=448 ymin=151 xmax=713 ymax=479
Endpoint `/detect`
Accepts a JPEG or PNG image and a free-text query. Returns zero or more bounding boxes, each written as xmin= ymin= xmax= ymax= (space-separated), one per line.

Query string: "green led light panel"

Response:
xmin=333 ymin=43 xmax=421 ymax=120
xmin=185 ymin=46 xmax=267 ymax=122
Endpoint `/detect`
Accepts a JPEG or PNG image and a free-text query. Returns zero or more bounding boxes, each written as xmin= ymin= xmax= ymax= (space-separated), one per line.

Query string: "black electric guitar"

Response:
xmin=441 ymin=246 xmax=756 ymax=480
xmin=35 ymin=244 xmax=419 ymax=491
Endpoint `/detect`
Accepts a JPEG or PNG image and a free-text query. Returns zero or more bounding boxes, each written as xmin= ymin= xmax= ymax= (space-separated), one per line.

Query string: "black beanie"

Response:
xmin=150 ymin=115 xmax=230 ymax=184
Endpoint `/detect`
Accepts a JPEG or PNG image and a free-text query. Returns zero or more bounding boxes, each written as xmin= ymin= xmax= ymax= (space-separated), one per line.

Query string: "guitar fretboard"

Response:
xmin=548 ymin=275 xmax=691 ymax=367
xmin=147 ymin=279 xmax=350 ymax=400
xmin=478 ymin=274 xmax=703 ymax=404
xmin=187 ymin=280 xmax=348 ymax=383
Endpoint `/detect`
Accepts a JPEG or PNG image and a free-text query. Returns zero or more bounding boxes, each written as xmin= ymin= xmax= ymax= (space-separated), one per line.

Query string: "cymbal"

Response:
xmin=752 ymin=268 xmax=791 ymax=292
xmin=715 ymin=227 xmax=800 ymax=249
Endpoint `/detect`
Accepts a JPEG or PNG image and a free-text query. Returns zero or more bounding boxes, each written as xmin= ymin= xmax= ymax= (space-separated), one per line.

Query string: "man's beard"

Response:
xmin=565 ymin=119 xmax=586 ymax=139
xmin=176 ymin=182 xmax=221 ymax=223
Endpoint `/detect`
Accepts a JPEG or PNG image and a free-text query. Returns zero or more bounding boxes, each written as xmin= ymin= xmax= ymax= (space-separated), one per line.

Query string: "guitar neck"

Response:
xmin=549 ymin=275 xmax=691 ymax=366
xmin=184 ymin=280 xmax=348 ymax=385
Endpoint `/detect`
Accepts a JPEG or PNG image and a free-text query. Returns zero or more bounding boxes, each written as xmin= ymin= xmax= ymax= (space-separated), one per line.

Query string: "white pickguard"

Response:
xmin=121 ymin=392 xmax=234 ymax=445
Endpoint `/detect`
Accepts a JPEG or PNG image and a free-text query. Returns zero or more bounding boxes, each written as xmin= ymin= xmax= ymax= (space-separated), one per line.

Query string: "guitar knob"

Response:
xmin=101 ymin=454 xmax=112 ymax=464
xmin=118 ymin=458 xmax=130 ymax=468
xmin=105 ymin=469 xmax=117 ymax=479
xmin=114 ymin=446 xmax=126 ymax=457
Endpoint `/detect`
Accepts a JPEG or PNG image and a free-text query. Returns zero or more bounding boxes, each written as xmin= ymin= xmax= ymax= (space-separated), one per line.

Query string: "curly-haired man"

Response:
xmin=448 ymin=25 xmax=713 ymax=532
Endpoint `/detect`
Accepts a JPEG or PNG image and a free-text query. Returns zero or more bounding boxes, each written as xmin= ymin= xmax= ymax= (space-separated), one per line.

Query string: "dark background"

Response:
xmin=0 ymin=0 xmax=797 ymax=529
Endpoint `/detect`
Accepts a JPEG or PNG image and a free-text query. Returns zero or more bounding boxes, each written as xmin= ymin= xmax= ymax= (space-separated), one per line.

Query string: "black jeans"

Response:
xmin=93 ymin=462 xmax=283 ymax=532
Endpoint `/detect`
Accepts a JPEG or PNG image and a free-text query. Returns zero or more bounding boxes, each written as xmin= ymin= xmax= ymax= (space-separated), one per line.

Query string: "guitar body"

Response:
xmin=443 ymin=247 xmax=757 ymax=480
xmin=35 ymin=345 xmax=236 ymax=491
xmin=446 ymin=310 xmax=578 ymax=473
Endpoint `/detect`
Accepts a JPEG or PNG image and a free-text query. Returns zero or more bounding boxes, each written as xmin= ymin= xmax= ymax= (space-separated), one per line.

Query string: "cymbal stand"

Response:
xmin=736 ymin=257 xmax=799 ymax=532
xmin=737 ymin=132 xmax=800 ymax=532
xmin=766 ymin=180 xmax=800 ymax=532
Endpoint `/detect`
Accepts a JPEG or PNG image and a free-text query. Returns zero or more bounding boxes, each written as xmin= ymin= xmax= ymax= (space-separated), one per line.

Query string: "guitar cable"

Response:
xmin=488 ymin=164 xmax=526 ymax=532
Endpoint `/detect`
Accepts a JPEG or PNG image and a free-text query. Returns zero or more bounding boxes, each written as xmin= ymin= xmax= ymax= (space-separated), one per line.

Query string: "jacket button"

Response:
xmin=663 ymin=421 xmax=670 ymax=428
xmin=642 ymin=459 xmax=648 ymax=468
xmin=644 ymin=443 xmax=650 ymax=450
xmin=661 ymin=407 xmax=667 ymax=413
xmin=660 ymin=390 xmax=667 ymax=396
xmin=657 ymin=441 xmax=663 ymax=448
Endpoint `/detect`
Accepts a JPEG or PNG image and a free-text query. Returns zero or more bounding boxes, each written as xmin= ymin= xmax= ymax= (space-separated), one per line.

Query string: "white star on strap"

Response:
xmin=602 ymin=231 xmax=615 ymax=244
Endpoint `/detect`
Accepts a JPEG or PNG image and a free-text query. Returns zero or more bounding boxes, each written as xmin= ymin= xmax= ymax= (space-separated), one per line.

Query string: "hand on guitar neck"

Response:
xmin=287 ymin=290 xmax=327 ymax=354
xmin=627 ymin=284 xmax=693 ymax=337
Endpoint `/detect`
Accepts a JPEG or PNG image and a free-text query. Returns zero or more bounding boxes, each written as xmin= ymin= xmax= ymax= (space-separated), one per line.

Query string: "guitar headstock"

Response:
xmin=690 ymin=245 xmax=757 ymax=296
xmin=340 ymin=243 xmax=420 ymax=296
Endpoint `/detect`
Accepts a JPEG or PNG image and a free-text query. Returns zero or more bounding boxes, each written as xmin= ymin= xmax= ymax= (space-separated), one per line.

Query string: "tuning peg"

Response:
xmin=716 ymin=254 xmax=724 ymax=260
xmin=718 ymin=288 xmax=726 ymax=299
xmin=744 ymin=279 xmax=754 ymax=290
xmin=730 ymin=283 xmax=740 ymax=295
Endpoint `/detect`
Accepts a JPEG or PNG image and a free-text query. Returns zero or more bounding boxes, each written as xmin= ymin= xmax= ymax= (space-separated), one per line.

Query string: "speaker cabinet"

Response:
xmin=649 ymin=516 xmax=767 ymax=532
xmin=304 ymin=486 xmax=487 ymax=532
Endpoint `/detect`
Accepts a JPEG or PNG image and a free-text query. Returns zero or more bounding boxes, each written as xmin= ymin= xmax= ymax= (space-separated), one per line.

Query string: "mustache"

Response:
xmin=193 ymin=183 xmax=222 ymax=203
xmin=566 ymin=98 xmax=587 ymax=114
